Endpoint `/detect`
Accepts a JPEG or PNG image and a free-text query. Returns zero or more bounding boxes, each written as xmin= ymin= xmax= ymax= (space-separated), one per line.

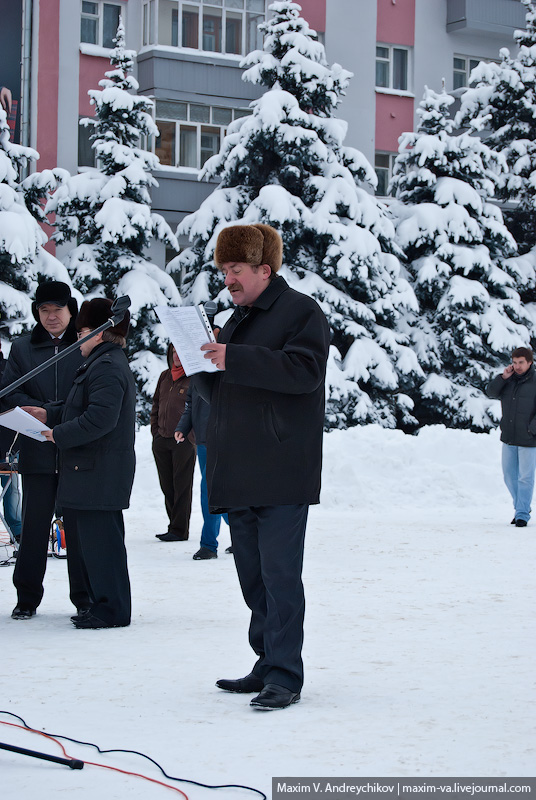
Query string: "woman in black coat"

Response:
xmin=32 ymin=299 xmax=136 ymax=628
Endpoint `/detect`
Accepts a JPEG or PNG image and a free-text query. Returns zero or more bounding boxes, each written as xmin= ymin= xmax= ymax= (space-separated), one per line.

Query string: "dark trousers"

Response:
xmin=198 ymin=444 xmax=228 ymax=552
xmin=228 ymin=504 xmax=309 ymax=693
xmin=13 ymin=473 xmax=88 ymax=611
xmin=152 ymin=434 xmax=196 ymax=539
xmin=63 ymin=508 xmax=131 ymax=626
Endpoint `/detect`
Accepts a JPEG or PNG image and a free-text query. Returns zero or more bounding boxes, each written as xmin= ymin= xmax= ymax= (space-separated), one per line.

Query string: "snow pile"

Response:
xmin=174 ymin=1 xmax=421 ymax=431
xmin=1 ymin=422 xmax=534 ymax=799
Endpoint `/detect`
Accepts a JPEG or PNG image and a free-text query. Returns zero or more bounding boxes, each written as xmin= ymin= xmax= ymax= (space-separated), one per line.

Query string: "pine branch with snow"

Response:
xmin=392 ymin=86 xmax=533 ymax=430
xmin=0 ymin=109 xmax=71 ymax=338
xmin=172 ymin=0 xmax=422 ymax=431
xmin=45 ymin=18 xmax=180 ymax=418
xmin=456 ymin=0 xmax=536 ymax=260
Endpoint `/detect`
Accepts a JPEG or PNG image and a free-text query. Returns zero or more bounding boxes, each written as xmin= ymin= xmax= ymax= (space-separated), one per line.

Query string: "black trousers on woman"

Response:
xmin=14 ymin=473 xmax=89 ymax=612
xmin=63 ymin=508 xmax=131 ymax=626
xmin=151 ymin=434 xmax=196 ymax=539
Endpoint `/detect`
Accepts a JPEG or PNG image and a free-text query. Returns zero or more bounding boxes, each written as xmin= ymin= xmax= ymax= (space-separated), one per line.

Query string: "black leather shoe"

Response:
xmin=250 ymin=683 xmax=301 ymax=710
xmin=72 ymin=612 xmax=129 ymax=629
xmin=193 ymin=547 xmax=217 ymax=560
xmin=216 ymin=673 xmax=264 ymax=693
xmin=11 ymin=605 xmax=36 ymax=620
xmin=70 ymin=607 xmax=92 ymax=623
xmin=156 ymin=532 xmax=188 ymax=541
xmin=515 ymin=519 xmax=528 ymax=527
xmin=225 ymin=546 xmax=233 ymax=554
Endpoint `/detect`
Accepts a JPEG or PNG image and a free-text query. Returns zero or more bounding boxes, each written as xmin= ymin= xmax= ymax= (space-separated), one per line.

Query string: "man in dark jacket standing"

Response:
xmin=486 ymin=346 xmax=536 ymax=527
xmin=1 ymin=281 xmax=85 ymax=620
xmin=29 ymin=298 xmax=136 ymax=628
xmin=150 ymin=344 xmax=196 ymax=542
xmin=198 ymin=224 xmax=330 ymax=710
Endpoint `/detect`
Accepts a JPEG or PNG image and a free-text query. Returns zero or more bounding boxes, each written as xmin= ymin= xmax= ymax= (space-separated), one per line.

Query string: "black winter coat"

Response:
xmin=47 ymin=342 xmax=136 ymax=510
xmin=196 ymin=276 xmax=330 ymax=511
xmin=486 ymin=367 xmax=536 ymax=446
xmin=175 ymin=384 xmax=210 ymax=445
xmin=0 ymin=320 xmax=83 ymax=473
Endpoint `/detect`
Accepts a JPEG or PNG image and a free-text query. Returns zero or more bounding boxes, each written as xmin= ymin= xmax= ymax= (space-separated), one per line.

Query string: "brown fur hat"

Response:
xmin=214 ymin=224 xmax=283 ymax=272
xmin=76 ymin=298 xmax=130 ymax=338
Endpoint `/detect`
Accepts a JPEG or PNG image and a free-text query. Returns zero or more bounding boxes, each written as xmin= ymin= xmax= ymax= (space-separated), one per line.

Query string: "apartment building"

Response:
xmin=0 ymin=0 xmax=527 ymax=265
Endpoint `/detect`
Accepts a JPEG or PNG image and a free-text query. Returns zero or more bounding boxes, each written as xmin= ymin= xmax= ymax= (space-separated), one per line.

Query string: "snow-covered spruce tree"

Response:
xmin=0 ymin=108 xmax=71 ymax=339
xmin=456 ymin=0 xmax=536 ymax=263
xmin=391 ymin=86 xmax=533 ymax=430
xmin=173 ymin=0 xmax=422 ymax=430
xmin=45 ymin=19 xmax=180 ymax=419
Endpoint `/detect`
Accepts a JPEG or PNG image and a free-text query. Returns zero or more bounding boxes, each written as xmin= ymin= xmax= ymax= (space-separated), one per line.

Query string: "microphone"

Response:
xmin=204 ymin=300 xmax=218 ymax=329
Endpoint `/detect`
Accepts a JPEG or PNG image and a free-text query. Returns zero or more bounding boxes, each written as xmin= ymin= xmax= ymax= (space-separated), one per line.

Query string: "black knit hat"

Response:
xmin=32 ymin=281 xmax=78 ymax=322
xmin=75 ymin=298 xmax=130 ymax=338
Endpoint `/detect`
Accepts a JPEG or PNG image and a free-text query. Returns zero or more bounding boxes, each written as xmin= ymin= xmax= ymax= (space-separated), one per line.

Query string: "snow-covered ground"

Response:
xmin=1 ymin=424 xmax=534 ymax=799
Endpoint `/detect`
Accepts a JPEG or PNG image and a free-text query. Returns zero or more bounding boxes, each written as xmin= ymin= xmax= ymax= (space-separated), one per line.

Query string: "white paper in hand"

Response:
xmin=155 ymin=305 xmax=218 ymax=376
xmin=0 ymin=407 xmax=52 ymax=442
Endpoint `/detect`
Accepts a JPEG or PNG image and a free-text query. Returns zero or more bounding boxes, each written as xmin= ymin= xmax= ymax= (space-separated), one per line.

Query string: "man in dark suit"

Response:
xmin=1 ymin=281 xmax=86 ymax=620
xmin=198 ymin=224 xmax=330 ymax=710
xmin=29 ymin=298 xmax=136 ymax=629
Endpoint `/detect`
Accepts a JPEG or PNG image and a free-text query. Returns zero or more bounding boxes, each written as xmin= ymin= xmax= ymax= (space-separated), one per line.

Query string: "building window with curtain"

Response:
xmin=78 ymin=119 xmax=96 ymax=168
xmin=376 ymin=44 xmax=410 ymax=92
xmin=147 ymin=0 xmax=265 ymax=55
xmin=81 ymin=1 xmax=122 ymax=49
xmin=374 ymin=152 xmax=396 ymax=197
xmin=154 ymin=100 xmax=251 ymax=170
xmin=453 ymin=55 xmax=491 ymax=90
xmin=142 ymin=0 xmax=157 ymax=46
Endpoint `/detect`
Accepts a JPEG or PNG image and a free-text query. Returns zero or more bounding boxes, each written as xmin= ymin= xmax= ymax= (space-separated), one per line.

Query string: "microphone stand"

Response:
xmin=0 ymin=296 xmax=131 ymax=402
xmin=0 ymin=740 xmax=84 ymax=769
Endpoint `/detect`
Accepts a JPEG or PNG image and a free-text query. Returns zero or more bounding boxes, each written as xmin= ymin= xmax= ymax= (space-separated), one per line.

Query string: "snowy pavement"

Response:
xmin=0 ymin=424 xmax=534 ymax=799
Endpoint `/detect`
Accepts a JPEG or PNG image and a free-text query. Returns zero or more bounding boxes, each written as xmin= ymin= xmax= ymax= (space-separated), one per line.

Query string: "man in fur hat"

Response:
xmin=197 ymin=223 xmax=330 ymax=709
xmin=25 ymin=298 xmax=136 ymax=628
xmin=1 ymin=280 xmax=87 ymax=621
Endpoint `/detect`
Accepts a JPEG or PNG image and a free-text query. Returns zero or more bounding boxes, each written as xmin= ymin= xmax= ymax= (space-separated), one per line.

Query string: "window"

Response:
xmin=374 ymin=152 xmax=396 ymax=197
xmin=143 ymin=0 xmax=156 ymax=46
xmin=453 ymin=56 xmax=482 ymax=90
xmin=154 ymin=100 xmax=250 ymax=170
xmin=376 ymin=44 xmax=410 ymax=91
xmin=81 ymin=1 xmax=122 ymax=48
xmin=150 ymin=0 xmax=266 ymax=55
xmin=78 ymin=119 xmax=96 ymax=167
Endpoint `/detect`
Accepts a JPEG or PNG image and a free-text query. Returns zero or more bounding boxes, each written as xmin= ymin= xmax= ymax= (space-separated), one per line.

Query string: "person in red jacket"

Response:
xmin=150 ymin=344 xmax=196 ymax=542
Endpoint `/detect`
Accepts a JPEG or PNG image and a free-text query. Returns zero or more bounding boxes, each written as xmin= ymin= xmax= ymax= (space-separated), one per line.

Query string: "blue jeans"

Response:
xmin=501 ymin=444 xmax=536 ymax=522
xmin=197 ymin=444 xmax=228 ymax=552
xmin=1 ymin=472 xmax=22 ymax=539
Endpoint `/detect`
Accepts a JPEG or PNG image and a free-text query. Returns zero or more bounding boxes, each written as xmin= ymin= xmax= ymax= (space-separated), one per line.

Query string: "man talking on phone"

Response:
xmin=197 ymin=223 xmax=330 ymax=710
xmin=487 ymin=346 xmax=536 ymax=527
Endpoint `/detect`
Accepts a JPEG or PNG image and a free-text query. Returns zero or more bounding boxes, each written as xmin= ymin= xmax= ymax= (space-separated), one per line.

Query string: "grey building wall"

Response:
xmin=324 ymin=0 xmax=378 ymax=168
xmin=57 ymin=0 xmax=81 ymax=174
xmin=415 ymin=0 xmax=519 ymax=113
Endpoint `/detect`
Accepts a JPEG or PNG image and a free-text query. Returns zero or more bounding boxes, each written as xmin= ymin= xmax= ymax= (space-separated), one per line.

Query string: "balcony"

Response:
xmin=447 ymin=0 xmax=527 ymax=38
